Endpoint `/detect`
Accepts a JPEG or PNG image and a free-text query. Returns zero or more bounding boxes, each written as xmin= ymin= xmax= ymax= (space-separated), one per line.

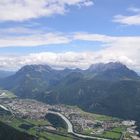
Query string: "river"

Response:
xmin=47 ymin=111 xmax=110 ymax=140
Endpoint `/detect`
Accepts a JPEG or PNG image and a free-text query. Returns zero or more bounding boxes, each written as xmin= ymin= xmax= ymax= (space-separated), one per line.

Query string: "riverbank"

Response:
xmin=47 ymin=111 xmax=110 ymax=140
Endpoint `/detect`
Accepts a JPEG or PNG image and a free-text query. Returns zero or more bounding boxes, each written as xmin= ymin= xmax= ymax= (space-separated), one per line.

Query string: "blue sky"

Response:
xmin=0 ymin=0 xmax=140 ymax=71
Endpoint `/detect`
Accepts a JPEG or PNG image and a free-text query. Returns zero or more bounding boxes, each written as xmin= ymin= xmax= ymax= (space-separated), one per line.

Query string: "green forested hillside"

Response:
xmin=0 ymin=62 xmax=140 ymax=122
xmin=0 ymin=121 xmax=36 ymax=140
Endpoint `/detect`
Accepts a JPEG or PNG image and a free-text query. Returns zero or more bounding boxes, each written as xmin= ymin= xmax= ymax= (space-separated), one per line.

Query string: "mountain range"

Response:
xmin=0 ymin=62 xmax=140 ymax=122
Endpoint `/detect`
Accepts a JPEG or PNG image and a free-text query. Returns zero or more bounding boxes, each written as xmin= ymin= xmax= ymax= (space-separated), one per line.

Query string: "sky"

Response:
xmin=0 ymin=0 xmax=140 ymax=72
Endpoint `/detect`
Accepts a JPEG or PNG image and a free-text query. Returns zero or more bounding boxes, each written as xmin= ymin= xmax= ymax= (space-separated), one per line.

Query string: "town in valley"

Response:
xmin=0 ymin=90 xmax=139 ymax=140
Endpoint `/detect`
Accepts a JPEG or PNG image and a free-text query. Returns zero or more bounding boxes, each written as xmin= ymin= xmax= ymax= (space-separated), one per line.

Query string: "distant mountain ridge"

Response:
xmin=87 ymin=62 xmax=139 ymax=80
xmin=89 ymin=62 xmax=127 ymax=71
xmin=0 ymin=62 xmax=140 ymax=122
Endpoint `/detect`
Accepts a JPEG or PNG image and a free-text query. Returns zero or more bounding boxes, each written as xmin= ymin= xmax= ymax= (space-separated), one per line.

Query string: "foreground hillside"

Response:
xmin=0 ymin=121 xmax=35 ymax=140
xmin=0 ymin=62 xmax=140 ymax=122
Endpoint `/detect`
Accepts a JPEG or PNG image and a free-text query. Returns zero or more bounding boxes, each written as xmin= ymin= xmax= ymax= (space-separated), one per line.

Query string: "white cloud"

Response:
xmin=74 ymin=32 xmax=117 ymax=43
xmin=128 ymin=7 xmax=140 ymax=13
xmin=0 ymin=27 xmax=71 ymax=47
xmin=0 ymin=0 xmax=93 ymax=21
xmin=1 ymin=28 xmax=140 ymax=49
xmin=0 ymin=33 xmax=71 ymax=47
xmin=0 ymin=45 xmax=140 ymax=72
xmin=0 ymin=30 xmax=140 ymax=72
xmin=0 ymin=52 xmax=94 ymax=70
xmin=113 ymin=14 xmax=140 ymax=25
xmin=74 ymin=32 xmax=140 ymax=49
xmin=113 ymin=7 xmax=140 ymax=25
xmin=74 ymin=33 xmax=140 ymax=71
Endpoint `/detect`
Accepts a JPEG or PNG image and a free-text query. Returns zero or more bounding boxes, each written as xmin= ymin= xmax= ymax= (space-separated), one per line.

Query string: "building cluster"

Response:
xmin=1 ymin=98 xmax=140 ymax=139
xmin=5 ymin=99 xmax=49 ymax=119
xmin=47 ymin=104 xmax=140 ymax=139
xmin=48 ymin=105 xmax=121 ymax=135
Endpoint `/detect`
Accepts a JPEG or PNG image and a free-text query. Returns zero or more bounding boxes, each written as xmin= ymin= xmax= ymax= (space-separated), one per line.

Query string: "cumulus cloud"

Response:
xmin=0 ymin=52 xmax=94 ymax=70
xmin=0 ymin=0 xmax=93 ymax=21
xmin=0 ymin=47 xmax=140 ymax=72
xmin=73 ymin=33 xmax=140 ymax=72
xmin=113 ymin=7 xmax=140 ymax=25
xmin=0 ymin=30 xmax=140 ymax=72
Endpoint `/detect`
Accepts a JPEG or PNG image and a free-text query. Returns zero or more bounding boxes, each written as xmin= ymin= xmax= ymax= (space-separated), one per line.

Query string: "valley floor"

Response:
xmin=0 ymin=96 xmax=139 ymax=140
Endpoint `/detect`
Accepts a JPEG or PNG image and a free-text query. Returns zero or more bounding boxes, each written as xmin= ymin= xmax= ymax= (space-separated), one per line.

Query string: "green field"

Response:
xmin=112 ymin=127 xmax=126 ymax=133
xmin=0 ymin=115 xmax=78 ymax=140
xmin=25 ymin=119 xmax=50 ymax=126
xmin=101 ymin=131 xmax=121 ymax=139
xmin=0 ymin=103 xmax=128 ymax=140
xmin=64 ymin=104 xmax=119 ymax=121
xmin=0 ymin=90 xmax=16 ymax=98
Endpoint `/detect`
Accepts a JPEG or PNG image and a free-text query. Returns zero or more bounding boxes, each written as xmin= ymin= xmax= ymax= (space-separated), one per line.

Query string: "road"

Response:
xmin=0 ymin=104 xmax=110 ymax=140
xmin=120 ymin=132 xmax=126 ymax=140
xmin=0 ymin=104 xmax=9 ymax=111
xmin=48 ymin=111 xmax=111 ymax=140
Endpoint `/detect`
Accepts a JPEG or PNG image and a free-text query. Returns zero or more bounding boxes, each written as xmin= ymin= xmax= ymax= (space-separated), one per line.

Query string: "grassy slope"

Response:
xmin=0 ymin=115 xmax=81 ymax=140
xmin=0 ymin=121 xmax=35 ymax=140
xmin=0 ymin=89 xmax=17 ymax=98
